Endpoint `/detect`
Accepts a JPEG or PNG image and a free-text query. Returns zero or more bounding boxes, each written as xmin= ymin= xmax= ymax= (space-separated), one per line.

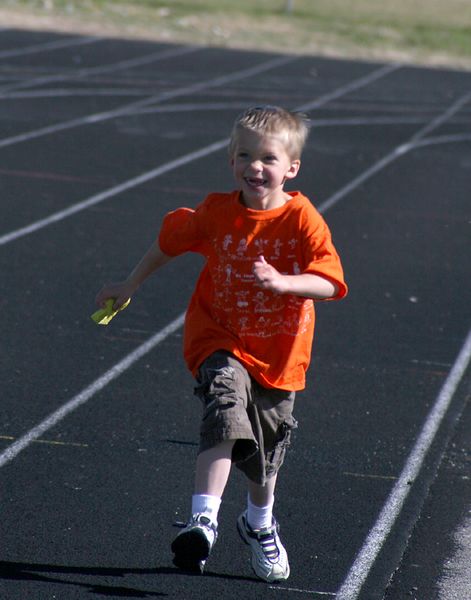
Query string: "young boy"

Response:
xmin=95 ymin=105 xmax=347 ymax=582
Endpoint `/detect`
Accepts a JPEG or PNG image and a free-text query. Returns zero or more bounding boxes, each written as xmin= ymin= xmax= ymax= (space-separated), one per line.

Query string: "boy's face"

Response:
xmin=230 ymin=129 xmax=300 ymax=210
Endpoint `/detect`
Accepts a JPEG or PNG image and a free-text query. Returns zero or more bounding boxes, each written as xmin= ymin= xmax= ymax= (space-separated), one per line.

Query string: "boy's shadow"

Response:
xmin=0 ymin=560 xmax=258 ymax=597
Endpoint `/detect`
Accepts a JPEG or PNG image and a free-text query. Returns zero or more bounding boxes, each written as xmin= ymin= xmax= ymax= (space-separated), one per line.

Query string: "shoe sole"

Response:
xmin=172 ymin=528 xmax=211 ymax=573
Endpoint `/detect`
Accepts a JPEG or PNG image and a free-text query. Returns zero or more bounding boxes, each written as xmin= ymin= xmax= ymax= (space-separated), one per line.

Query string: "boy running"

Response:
xmin=96 ymin=105 xmax=347 ymax=582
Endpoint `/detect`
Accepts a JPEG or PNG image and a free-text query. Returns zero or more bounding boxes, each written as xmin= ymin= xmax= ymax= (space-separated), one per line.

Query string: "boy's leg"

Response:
xmin=236 ymin=386 xmax=296 ymax=583
xmin=172 ymin=351 xmax=258 ymax=573
xmin=194 ymin=439 xmax=235 ymax=498
xmin=172 ymin=440 xmax=234 ymax=572
xmin=247 ymin=473 xmax=277 ymax=505
xmin=246 ymin=474 xmax=277 ymax=530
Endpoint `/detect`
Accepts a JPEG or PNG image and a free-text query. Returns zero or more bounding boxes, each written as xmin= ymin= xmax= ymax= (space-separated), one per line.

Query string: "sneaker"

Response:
xmin=237 ymin=510 xmax=290 ymax=582
xmin=171 ymin=514 xmax=218 ymax=574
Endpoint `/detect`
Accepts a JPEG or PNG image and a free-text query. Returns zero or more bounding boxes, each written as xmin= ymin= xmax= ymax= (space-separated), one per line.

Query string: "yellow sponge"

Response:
xmin=91 ymin=298 xmax=131 ymax=326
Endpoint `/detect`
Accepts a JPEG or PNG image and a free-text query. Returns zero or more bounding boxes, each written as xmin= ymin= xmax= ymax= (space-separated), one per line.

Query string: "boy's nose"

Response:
xmin=247 ymin=160 xmax=263 ymax=172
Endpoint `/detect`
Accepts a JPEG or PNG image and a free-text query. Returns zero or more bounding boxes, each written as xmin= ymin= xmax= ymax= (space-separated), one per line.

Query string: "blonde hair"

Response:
xmin=229 ymin=105 xmax=310 ymax=160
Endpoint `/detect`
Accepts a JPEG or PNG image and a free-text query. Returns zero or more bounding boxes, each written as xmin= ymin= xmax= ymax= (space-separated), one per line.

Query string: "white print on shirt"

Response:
xmin=212 ymin=232 xmax=313 ymax=339
xmin=239 ymin=316 xmax=250 ymax=331
xmin=236 ymin=239 xmax=248 ymax=255
xmin=254 ymin=238 xmax=269 ymax=255
xmin=223 ymin=234 xmax=233 ymax=251
xmin=255 ymin=316 xmax=273 ymax=337
xmin=253 ymin=291 xmax=271 ymax=313
xmin=225 ymin=264 xmax=233 ymax=285
xmin=282 ymin=310 xmax=311 ymax=335
xmin=235 ymin=290 xmax=250 ymax=309
xmin=272 ymin=239 xmax=283 ymax=259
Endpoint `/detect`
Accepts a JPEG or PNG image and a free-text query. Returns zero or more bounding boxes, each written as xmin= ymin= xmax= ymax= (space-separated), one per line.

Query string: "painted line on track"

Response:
xmin=0 ymin=54 xmax=296 ymax=150
xmin=0 ymin=138 xmax=230 ymax=245
xmin=0 ymin=313 xmax=185 ymax=468
xmin=0 ymin=45 xmax=199 ymax=95
xmin=129 ymin=106 xmax=431 ymax=128
xmin=0 ymin=63 xmax=400 ymax=246
xmin=316 ymin=90 xmax=471 ymax=213
xmin=0 ymin=35 xmax=102 ymax=60
xmin=335 ymin=327 xmax=471 ymax=600
xmin=410 ymin=132 xmax=471 ymax=149
xmin=0 ymin=434 xmax=88 ymax=448
xmin=3 ymin=88 xmax=157 ymax=99
xmin=296 ymin=63 xmax=400 ymax=112
xmin=270 ymin=585 xmax=336 ymax=595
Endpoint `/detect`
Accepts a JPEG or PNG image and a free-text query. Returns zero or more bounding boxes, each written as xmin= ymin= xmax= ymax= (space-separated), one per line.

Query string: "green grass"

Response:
xmin=3 ymin=0 xmax=471 ymax=68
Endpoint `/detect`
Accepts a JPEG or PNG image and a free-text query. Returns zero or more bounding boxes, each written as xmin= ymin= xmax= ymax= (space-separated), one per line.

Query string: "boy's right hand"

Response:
xmin=95 ymin=281 xmax=136 ymax=311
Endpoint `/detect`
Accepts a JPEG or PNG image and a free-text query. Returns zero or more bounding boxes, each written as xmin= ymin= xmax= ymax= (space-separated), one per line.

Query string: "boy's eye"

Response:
xmin=264 ymin=155 xmax=277 ymax=162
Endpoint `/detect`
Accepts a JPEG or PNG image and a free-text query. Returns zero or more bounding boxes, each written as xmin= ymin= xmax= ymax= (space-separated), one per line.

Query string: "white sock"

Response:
xmin=191 ymin=494 xmax=221 ymax=525
xmin=247 ymin=494 xmax=274 ymax=530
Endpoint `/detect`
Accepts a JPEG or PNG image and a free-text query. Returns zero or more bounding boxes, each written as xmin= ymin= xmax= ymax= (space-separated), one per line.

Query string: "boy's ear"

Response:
xmin=285 ymin=159 xmax=301 ymax=180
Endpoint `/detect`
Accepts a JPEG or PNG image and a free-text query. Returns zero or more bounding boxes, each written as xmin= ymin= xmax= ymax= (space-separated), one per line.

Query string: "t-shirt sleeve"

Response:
xmin=301 ymin=207 xmax=348 ymax=300
xmin=158 ymin=203 xmax=210 ymax=257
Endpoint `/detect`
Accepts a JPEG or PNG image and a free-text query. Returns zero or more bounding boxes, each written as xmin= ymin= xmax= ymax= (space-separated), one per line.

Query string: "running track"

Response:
xmin=0 ymin=27 xmax=470 ymax=600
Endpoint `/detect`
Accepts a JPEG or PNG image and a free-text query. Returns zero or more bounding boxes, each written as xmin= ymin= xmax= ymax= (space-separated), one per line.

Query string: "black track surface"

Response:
xmin=0 ymin=28 xmax=470 ymax=600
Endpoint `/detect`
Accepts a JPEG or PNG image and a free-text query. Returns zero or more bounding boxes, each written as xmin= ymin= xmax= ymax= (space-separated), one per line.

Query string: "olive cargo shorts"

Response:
xmin=194 ymin=351 xmax=297 ymax=485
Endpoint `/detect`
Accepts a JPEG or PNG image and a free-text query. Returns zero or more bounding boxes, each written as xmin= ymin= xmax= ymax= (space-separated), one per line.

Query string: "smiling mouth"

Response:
xmin=245 ymin=177 xmax=266 ymax=188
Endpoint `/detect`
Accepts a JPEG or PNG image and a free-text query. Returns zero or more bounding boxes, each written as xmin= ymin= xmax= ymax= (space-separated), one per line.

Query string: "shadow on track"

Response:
xmin=0 ymin=560 xmax=259 ymax=597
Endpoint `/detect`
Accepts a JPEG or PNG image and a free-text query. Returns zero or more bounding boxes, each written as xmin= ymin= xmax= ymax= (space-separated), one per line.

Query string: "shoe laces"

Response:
xmin=254 ymin=523 xmax=280 ymax=562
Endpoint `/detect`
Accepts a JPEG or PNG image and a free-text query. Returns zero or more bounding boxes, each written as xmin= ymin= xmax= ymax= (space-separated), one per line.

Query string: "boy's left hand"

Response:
xmin=253 ymin=255 xmax=286 ymax=294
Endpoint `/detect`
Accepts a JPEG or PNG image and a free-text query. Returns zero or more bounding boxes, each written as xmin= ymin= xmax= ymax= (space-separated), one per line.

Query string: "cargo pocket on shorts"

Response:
xmin=265 ymin=416 xmax=298 ymax=477
xmin=194 ymin=366 xmax=237 ymax=422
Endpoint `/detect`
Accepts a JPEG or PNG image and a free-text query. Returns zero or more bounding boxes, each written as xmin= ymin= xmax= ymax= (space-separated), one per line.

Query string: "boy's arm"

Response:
xmin=95 ymin=242 xmax=172 ymax=310
xmin=253 ymin=255 xmax=338 ymax=300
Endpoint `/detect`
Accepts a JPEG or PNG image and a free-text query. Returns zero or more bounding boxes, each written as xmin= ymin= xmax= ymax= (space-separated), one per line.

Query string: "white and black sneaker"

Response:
xmin=237 ymin=510 xmax=290 ymax=582
xmin=171 ymin=513 xmax=218 ymax=574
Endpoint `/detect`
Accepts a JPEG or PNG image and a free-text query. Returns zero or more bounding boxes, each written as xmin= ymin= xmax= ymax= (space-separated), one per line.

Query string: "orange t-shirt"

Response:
xmin=158 ymin=190 xmax=347 ymax=391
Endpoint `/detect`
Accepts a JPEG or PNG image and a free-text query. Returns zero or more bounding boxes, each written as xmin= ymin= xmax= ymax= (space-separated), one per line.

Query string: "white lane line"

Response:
xmin=408 ymin=132 xmax=471 ymax=149
xmin=0 ymin=35 xmax=102 ymax=59
xmin=3 ymin=88 xmax=156 ymax=99
xmin=408 ymin=90 xmax=471 ymax=145
xmin=0 ymin=45 xmax=199 ymax=95
xmin=0 ymin=139 xmax=230 ymax=246
xmin=0 ymin=54 xmax=296 ymax=150
xmin=297 ymin=63 xmax=400 ymax=112
xmin=336 ymin=328 xmax=471 ymax=600
xmin=316 ymin=90 xmax=471 ymax=214
xmin=0 ymin=313 xmax=186 ymax=468
xmin=270 ymin=585 xmax=336 ymax=595
xmin=0 ymin=434 xmax=88 ymax=448
xmin=0 ymin=63 xmax=399 ymax=246
xmin=130 ymin=107 xmax=430 ymax=127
